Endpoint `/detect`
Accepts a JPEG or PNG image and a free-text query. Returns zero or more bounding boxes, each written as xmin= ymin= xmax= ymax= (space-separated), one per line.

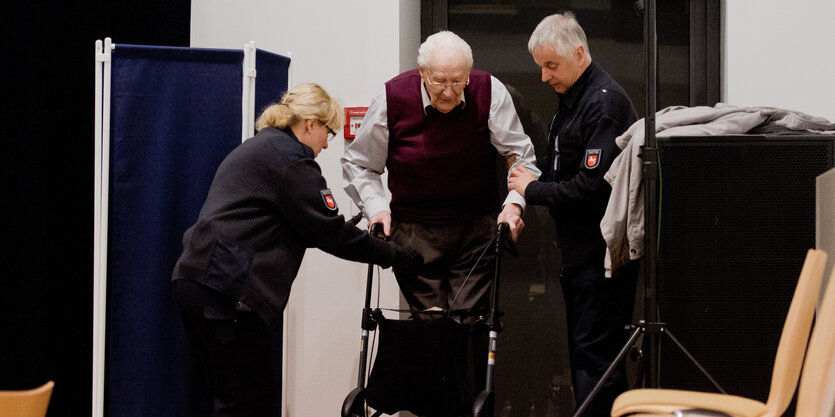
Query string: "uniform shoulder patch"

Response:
xmin=320 ymin=189 xmax=338 ymax=211
xmin=584 ymin=149 xmax=602 ymax=169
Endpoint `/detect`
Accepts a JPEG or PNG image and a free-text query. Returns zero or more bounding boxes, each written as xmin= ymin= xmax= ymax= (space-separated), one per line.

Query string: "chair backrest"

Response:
xmin=0 ymin=380 xmax=54 ymax=417
xmin=797 ymin=267 xmax=835 ymax=417
xmin=764 ymin=249 xmax=827 ymax=416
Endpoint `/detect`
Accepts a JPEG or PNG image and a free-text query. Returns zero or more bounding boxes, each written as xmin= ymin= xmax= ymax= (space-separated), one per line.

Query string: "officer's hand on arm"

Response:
xmin=497 ymin=203 xmax=524 ymax=242
xmin=508 ymin=166 xmax=536 ymax=197
xmin=369 ymin=210 xmax=392 ymax=238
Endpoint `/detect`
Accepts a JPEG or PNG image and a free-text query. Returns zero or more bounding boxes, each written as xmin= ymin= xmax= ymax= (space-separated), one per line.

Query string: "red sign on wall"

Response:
xmin=343 ymin=107 xmax=368 ymax=140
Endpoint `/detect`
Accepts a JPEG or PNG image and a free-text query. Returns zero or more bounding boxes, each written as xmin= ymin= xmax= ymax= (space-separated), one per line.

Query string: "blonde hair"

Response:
xmin=255 ymin=82 xmax=344 ymax=132
xmin=528 ymin=12 xmax=592 ymax=61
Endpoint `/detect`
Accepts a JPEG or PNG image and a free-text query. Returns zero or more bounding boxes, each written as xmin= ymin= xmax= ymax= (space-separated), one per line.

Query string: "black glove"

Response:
xmin=392 ymin=244 xmax=423 ymax=276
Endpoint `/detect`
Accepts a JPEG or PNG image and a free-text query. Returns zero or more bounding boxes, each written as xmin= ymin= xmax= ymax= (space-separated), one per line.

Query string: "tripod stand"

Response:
xmin=572 ymin=1 xmax=725 ymax=416
xmin=572 ymin=320 xmax=727 ymax=417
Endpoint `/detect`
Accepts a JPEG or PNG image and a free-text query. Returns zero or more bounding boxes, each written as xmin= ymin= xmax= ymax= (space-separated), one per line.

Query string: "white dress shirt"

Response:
xmin=341 ymin=74 xmax=541 ymax=219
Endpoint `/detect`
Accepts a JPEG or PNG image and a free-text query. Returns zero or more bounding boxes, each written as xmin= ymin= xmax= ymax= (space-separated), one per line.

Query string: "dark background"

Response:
xmin=1 ymin=1 xmax=191 ymax=415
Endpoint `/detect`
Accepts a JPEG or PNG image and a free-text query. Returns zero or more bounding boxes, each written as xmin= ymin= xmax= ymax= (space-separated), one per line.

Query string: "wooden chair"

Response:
xmin=796 ymin=267 xmax=835 ymax=417
xmin=610 ymin=249 xmax=828 ymax=417
xmin=0 ymin=380 xmax=54 ymax=417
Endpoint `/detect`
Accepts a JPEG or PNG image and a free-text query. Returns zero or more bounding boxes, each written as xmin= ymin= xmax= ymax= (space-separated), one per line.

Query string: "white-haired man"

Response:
xmin=509 ymin=12 xmax=640 ymax=416
xmin=342 ymin=30 xmax=539 ymax=316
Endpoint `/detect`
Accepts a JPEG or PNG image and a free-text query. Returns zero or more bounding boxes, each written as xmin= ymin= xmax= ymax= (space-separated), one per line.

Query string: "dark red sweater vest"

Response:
xmin=385 ymin=69 xmax=499 ymax=224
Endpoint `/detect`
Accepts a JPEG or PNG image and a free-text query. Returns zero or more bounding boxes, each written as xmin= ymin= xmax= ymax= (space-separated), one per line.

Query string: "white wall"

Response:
xmin=724 ymin=0 xmax=835 ymax=121
xmin=190 ymin=1 xmax=420 ymax=416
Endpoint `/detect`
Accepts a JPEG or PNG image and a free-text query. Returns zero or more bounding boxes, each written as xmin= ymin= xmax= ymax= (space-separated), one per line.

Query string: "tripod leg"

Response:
xmin=572 ymin=326 xmax=643 ymax=417
xmin=663 ymin=329 xmax=727 ymax=394
xmin=632 ymin=343 xmax=644 ymax=388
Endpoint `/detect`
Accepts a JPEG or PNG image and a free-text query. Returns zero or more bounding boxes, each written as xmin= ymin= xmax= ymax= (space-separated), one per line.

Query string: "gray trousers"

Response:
xmin=390 ymin=212 xmax=498 ymax=313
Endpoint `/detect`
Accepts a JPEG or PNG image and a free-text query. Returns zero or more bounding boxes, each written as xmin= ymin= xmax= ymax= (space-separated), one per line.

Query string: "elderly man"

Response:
xmin=509 ymin=12 xmax=641 ymax=416
xmin=342 ymin=30 xmax=539 ymax=315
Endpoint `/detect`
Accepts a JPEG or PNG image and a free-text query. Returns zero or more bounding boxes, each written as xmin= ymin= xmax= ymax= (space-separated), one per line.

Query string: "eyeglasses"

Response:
xmin=320 ymin=120 xmax=337 ymax=141
xmin=424 ymin=78 xmax=469 ymax=91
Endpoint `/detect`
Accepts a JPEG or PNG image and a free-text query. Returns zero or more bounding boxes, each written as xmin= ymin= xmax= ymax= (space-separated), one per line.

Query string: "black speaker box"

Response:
xmin=655 ymin=135 xmax=835 ymax=403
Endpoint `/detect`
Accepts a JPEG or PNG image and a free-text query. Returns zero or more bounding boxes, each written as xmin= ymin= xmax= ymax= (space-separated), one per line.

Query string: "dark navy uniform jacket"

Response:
xmin=172 ymin=127 xmax=399 ymax=326
xmin=525 ymin=61 xmax=637 ymax=267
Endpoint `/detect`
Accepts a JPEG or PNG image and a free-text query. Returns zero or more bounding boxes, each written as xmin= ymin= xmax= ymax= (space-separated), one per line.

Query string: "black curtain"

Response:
xmin=1 ymin=1 xmax=191 ymax=416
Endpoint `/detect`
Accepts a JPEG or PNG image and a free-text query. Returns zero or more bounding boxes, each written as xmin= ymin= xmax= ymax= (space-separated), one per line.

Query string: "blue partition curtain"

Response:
xmin=106 ymin=44 xmax=289 ymax=417
xmin=254 ymin=49 xmax=292 ymax=118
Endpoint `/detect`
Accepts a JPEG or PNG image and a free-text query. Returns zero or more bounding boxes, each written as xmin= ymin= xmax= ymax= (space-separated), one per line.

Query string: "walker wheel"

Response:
xmin=341 ymin=387 xmax=365 ymax=417
xmin=472 ymin=389 xmax=494 ymax=417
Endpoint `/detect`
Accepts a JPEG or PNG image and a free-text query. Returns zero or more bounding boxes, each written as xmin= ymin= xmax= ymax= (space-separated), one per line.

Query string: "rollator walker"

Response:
xmin=342 ymin=222 xmax=516 ymax=417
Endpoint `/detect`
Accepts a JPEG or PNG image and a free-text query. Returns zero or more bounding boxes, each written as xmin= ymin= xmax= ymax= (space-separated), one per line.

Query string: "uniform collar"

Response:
xmin=558 ymin=61 xmax=597 ymax=111
xmin=421 ymin=79 xmax=467 ymax=114
xmin=276 ymin=126 xmax=315 ymax=158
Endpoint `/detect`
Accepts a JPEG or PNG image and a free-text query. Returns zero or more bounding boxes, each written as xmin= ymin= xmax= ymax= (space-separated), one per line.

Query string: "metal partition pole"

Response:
xmin=242 ymin=41 xmax=257 ymax=141
xmin=93 ymin=38 xmax=102 ymax=417
xmin=93 ymin=36 xmax=113 ymax=417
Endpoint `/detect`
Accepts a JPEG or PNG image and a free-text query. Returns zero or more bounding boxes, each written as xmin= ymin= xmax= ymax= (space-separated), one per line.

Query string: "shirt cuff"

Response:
xmin=503 ymin=190 xmax=527 ymax=213
xmin=363 ymin=198 xmax=391 ymax=219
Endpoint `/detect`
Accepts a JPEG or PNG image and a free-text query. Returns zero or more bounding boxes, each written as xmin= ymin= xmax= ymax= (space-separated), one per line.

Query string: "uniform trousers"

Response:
xmin=560 ymin=259 xmax=639 ymax=417
xmin=172 ymin=279 xmax=275 ymax=417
